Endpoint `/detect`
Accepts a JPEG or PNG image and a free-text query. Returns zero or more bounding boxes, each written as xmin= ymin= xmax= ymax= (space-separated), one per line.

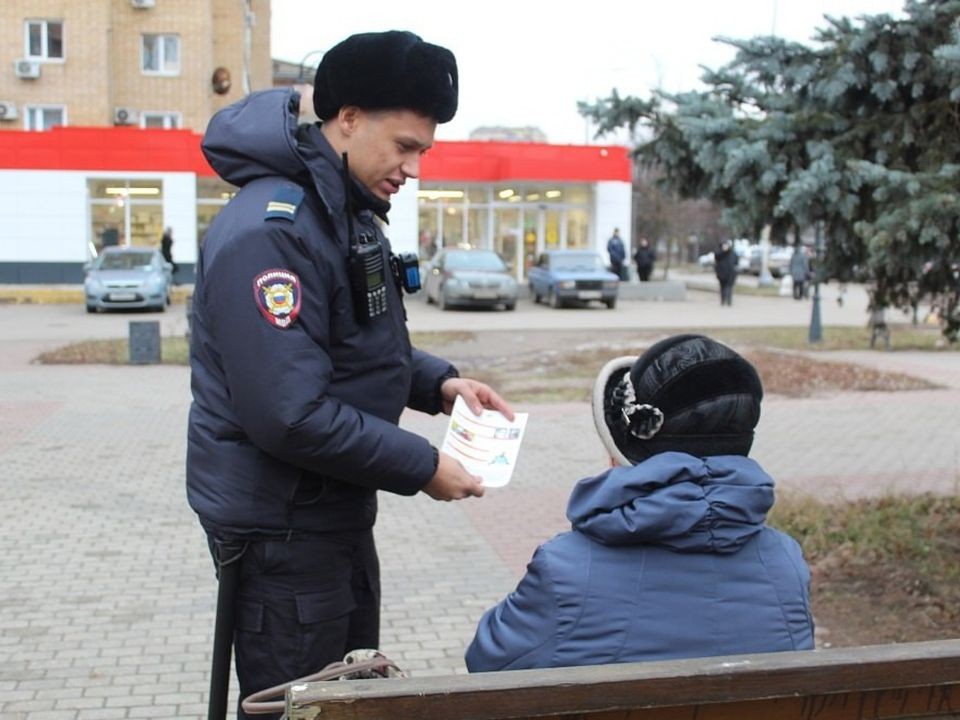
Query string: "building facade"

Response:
xmin=0 ymin=129 xmax=631 ymax=283
xmin=0 ymin=1 xmax=632 ymax=284
xmin=0 ymin=0 xmax=271 ymax=132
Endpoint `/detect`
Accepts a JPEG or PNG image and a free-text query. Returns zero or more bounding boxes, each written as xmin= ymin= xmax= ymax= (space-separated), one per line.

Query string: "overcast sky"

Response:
xmin=270 ymin=0 xmax=907 ymax=145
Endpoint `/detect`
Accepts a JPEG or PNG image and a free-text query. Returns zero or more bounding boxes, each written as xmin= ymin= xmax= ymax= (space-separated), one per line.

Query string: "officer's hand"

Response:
xmin=422 ymin=451 xmax=485 ymax=501
xmin=441 ymin=377 xmax=514 ymax=421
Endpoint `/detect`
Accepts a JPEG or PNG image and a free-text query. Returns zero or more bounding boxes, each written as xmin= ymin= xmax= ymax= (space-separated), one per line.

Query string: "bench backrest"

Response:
xmin=288 ymin=639 xmax=960 ymax=720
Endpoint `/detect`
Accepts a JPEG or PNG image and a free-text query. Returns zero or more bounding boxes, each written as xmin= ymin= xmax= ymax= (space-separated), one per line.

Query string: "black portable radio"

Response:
xmin=342 ymin=152 xmax=388 ymax=323
xmin=348 ymin=233 xmax=388 ymax=321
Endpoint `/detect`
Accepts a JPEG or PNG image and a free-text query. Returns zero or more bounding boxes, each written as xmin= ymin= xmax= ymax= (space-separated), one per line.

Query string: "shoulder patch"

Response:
xmin=253 ymin=269 xmax=302 ymax=329
xmin=264 ymin=184 xmax=305 ymax=222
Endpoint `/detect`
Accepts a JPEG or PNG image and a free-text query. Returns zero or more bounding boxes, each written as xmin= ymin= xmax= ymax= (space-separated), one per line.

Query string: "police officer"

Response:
xmin=187 ymin=31 xmax=512 ymax=719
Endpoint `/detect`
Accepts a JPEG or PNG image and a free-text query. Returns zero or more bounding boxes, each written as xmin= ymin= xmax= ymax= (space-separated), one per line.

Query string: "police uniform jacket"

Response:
xmin=187 ymin=88 xmax=455 ymax=537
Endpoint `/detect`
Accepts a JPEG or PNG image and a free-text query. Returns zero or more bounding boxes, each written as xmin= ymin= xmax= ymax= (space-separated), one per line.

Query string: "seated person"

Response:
xmin=465 ymin=334 xmax=814 ymax=672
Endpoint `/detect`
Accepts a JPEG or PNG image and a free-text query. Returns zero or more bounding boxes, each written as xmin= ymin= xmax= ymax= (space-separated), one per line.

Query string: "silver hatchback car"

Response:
xmin=424 ymin=248 xmax=518 ymax=311
xmin=84 ymin=246 xmax=173 ymax=313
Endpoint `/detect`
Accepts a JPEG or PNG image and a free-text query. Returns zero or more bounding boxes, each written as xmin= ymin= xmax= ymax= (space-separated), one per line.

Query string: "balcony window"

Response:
xmin=25 ymin=105 xmax=65 ymax=131
xmin=25 ymin=20 xmax=64 ymax=60
xmin=142 ymin=34 xmax=180 ymax=75
xmin=142 ymin=112 xmax=182 ymax=129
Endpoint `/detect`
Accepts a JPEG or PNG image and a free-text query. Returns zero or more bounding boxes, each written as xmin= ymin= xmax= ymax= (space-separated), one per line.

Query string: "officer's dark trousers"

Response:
xmin=211 ymin=531 xmax=380 ymax=720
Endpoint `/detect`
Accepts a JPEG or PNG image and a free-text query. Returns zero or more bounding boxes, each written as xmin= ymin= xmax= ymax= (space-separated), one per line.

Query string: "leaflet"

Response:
xmin=440 ymin=396 xmax=528 ymax=487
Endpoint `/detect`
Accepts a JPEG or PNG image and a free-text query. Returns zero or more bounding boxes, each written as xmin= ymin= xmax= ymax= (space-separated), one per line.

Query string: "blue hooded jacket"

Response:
xmin=187 ymin=89 xmax=454 ymax=536
xmin=465 ymin=452 xmax=814 ymax=672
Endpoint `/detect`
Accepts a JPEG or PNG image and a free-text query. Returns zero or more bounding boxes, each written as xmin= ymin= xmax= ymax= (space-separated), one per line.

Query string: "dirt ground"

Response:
xmin=419 ymin=327 xmax=960 ymax=649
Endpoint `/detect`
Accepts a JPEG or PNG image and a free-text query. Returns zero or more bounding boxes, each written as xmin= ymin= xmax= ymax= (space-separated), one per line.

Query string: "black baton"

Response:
xmin=208 ymin=539 xmax=246 ymax=720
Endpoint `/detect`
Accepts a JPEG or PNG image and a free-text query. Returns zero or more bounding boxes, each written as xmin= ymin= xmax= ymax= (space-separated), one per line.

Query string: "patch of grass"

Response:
xmin=769 ymin=493 xmax=960 ymax=645
xmin=451 ymin=338 xmax=938 ymax=403
xmin=692 ymin=325 xmax=954 ymax=352
xmin=770 ymin=493 xmax=960 ymax=578
xmin=36 ymin=337 xmax=190 ymax=365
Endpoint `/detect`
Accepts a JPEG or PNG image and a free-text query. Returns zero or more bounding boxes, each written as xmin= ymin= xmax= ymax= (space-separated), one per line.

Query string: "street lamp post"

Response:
xmin=757 ymin=226 xmax=775 ymax=289
xmin=298 ymin=49 xmax=325 ymax=83
xmin=808 ymin=221 xmax=824 ymax=344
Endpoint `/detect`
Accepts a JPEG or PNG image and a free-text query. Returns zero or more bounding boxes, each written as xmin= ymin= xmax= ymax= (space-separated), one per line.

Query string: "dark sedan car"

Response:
xmin=527 ymin=250 xmax=620 ymax=308
xmin=84 ymin=246 xmax=173 ymax=313
xmin=424 ymin=248 xmax=518 ymax=311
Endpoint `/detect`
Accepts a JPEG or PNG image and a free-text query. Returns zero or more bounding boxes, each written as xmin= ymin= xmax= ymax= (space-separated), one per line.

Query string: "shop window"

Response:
xmin=466 ymin=186 xmax=489 ymax=203
xmin=142 ymin=34 xmax=180 ymax=74
xmin=566 ymin=208 xmax=589 ymax=249
xmin=25 ymin=20 xmax=64 ymax=60
xmin=467 ymin=209 xmax=489 ymax=250
xmin=197 ymin=177 xmax=236 ymax=246
xmin=441 ymin=206 xmax=464 ymax=247
xmin=87 ymin=179 xmax=163 ymax=257
xmin=24 ymin=105 xmax=65 ymax=131
xmin=142 ymin=112 xmax=181 ymax=129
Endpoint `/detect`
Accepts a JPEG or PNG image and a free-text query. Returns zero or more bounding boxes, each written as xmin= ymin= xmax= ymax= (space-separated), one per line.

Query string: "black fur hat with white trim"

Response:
xmin=592 ymin=334 xmax=763 ymax=466
xmin=313 ymin=30 xmax=458 ymax=123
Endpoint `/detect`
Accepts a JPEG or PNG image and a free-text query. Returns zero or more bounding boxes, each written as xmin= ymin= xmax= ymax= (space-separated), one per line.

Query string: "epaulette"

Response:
xmin=264 ymin=184 xmax=305 ymax=222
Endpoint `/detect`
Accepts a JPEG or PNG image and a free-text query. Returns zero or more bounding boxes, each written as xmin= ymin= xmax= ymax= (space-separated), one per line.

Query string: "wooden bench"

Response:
xmin=287 ymin=639 xmax=960 ymax=720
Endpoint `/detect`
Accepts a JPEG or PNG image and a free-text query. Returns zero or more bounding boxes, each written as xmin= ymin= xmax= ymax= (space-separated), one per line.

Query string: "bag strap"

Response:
xmin=240 ymin=653 xmax=404 ymax=716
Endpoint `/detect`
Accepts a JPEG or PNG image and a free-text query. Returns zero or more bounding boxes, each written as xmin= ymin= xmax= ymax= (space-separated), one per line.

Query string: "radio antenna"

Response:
xmin=341 ymin=152 xmax=355 ymax=243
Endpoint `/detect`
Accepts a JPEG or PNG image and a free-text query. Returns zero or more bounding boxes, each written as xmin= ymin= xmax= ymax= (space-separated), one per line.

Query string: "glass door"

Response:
xmin=494 ymin=208 xmax=521 ymax=279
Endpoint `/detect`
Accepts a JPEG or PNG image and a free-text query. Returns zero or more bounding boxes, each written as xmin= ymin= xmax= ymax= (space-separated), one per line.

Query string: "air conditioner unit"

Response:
xmin=113 ymin=106 xmax=140 ymax=125
xmin=0 ymin=101 xmax=17 ymax=120
xmin=14 ymin=59 xmax=41 ymax=79
xmin=131 ymin=0 xmax=156 ymax=8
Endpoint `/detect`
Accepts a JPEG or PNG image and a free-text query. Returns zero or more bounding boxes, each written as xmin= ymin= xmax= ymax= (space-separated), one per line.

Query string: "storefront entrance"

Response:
xmin=418 ymin=183 xmax=592 ymax=281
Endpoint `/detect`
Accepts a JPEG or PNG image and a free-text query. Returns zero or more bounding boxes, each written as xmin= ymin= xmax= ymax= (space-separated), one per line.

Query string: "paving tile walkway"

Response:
xmin=1 ymin=297 xmax=957 ymax=718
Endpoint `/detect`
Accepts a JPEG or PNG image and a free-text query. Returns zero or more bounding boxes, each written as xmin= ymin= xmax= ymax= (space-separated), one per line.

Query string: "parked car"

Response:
xmin=747 ymin=245 xmax=792 ymax=278
xmin=84 ymin=246 xmax=173 ymax=313
xmin=528 ymin=250 xmax=619 ymax=309
xmin=423 ymin=248 xmax=518 ymax=311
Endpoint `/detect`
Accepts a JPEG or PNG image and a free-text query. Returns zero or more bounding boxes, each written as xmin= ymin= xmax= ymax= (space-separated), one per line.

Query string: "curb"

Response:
xmin=0 ymin=285 xmax=194 ymax=305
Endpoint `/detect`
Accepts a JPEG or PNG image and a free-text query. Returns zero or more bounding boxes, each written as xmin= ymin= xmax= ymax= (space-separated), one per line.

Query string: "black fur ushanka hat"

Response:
xmin=313 ymin=30 xmax=458 ymax=123
xmin=592 ymin=334 xmax=763 ymax=466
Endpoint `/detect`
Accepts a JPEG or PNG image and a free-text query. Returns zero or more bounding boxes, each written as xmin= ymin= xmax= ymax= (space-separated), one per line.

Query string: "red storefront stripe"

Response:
xmin=0 ymin=128 xmax=631 ymax=182
xmin=422 ymin=140 xmax=631 ymax=182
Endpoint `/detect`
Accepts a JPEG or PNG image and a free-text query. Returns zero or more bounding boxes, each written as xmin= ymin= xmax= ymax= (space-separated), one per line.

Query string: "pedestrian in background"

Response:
xmin=789 ymin=244 xmax=810 ymax=300
xmin=607 ymin=228 xmax=626 ymax=280
xmin=633 ymin=237 xmax=655 ymax=282
xmin=160 ymin=226 xmax=178 ymax=282
xmin=714 ymin=239 xmax=738 ymax=306
xmin=188 ymin=30 xmax=512 ymax=719
xmin=466 ymin=334 xmax=814 ymax=672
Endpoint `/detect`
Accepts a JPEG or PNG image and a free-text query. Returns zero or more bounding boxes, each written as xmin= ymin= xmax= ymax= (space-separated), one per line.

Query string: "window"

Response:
xmin=142 ymin=34 xmax=180 ymax=74
xmin=197 ymin=177 xmax=236 ymax=246
xmin=25 ymin=20 xmax=64 ymax=60
xmin=25 ymin=106 xmax=65 ymax=131
xmin=87 ymin=179 xmax=164 ymax=256
xmin=142 ymin=112 xmax=182 ymax=129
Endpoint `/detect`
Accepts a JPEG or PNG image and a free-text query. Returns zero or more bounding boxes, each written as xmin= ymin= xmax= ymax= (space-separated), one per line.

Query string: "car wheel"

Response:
xmin=549 ymin=290 xmax=563 ymax=309
xmin=85 ymin=304 xmax=96 ymax=314
xmin=605 ymin=298 xmax=617 ymax=310
xmin=504 ymin=301 xmax=516 ymax=311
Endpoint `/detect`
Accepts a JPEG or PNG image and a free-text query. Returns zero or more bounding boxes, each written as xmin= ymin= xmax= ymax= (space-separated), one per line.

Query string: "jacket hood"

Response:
xmin=566 ymin=452 xmax=774 ymax=552
xmin=201 ymin=88 xmax=391 ymax=222
xmin=202 ymin=88 xmax=309 ymax=188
